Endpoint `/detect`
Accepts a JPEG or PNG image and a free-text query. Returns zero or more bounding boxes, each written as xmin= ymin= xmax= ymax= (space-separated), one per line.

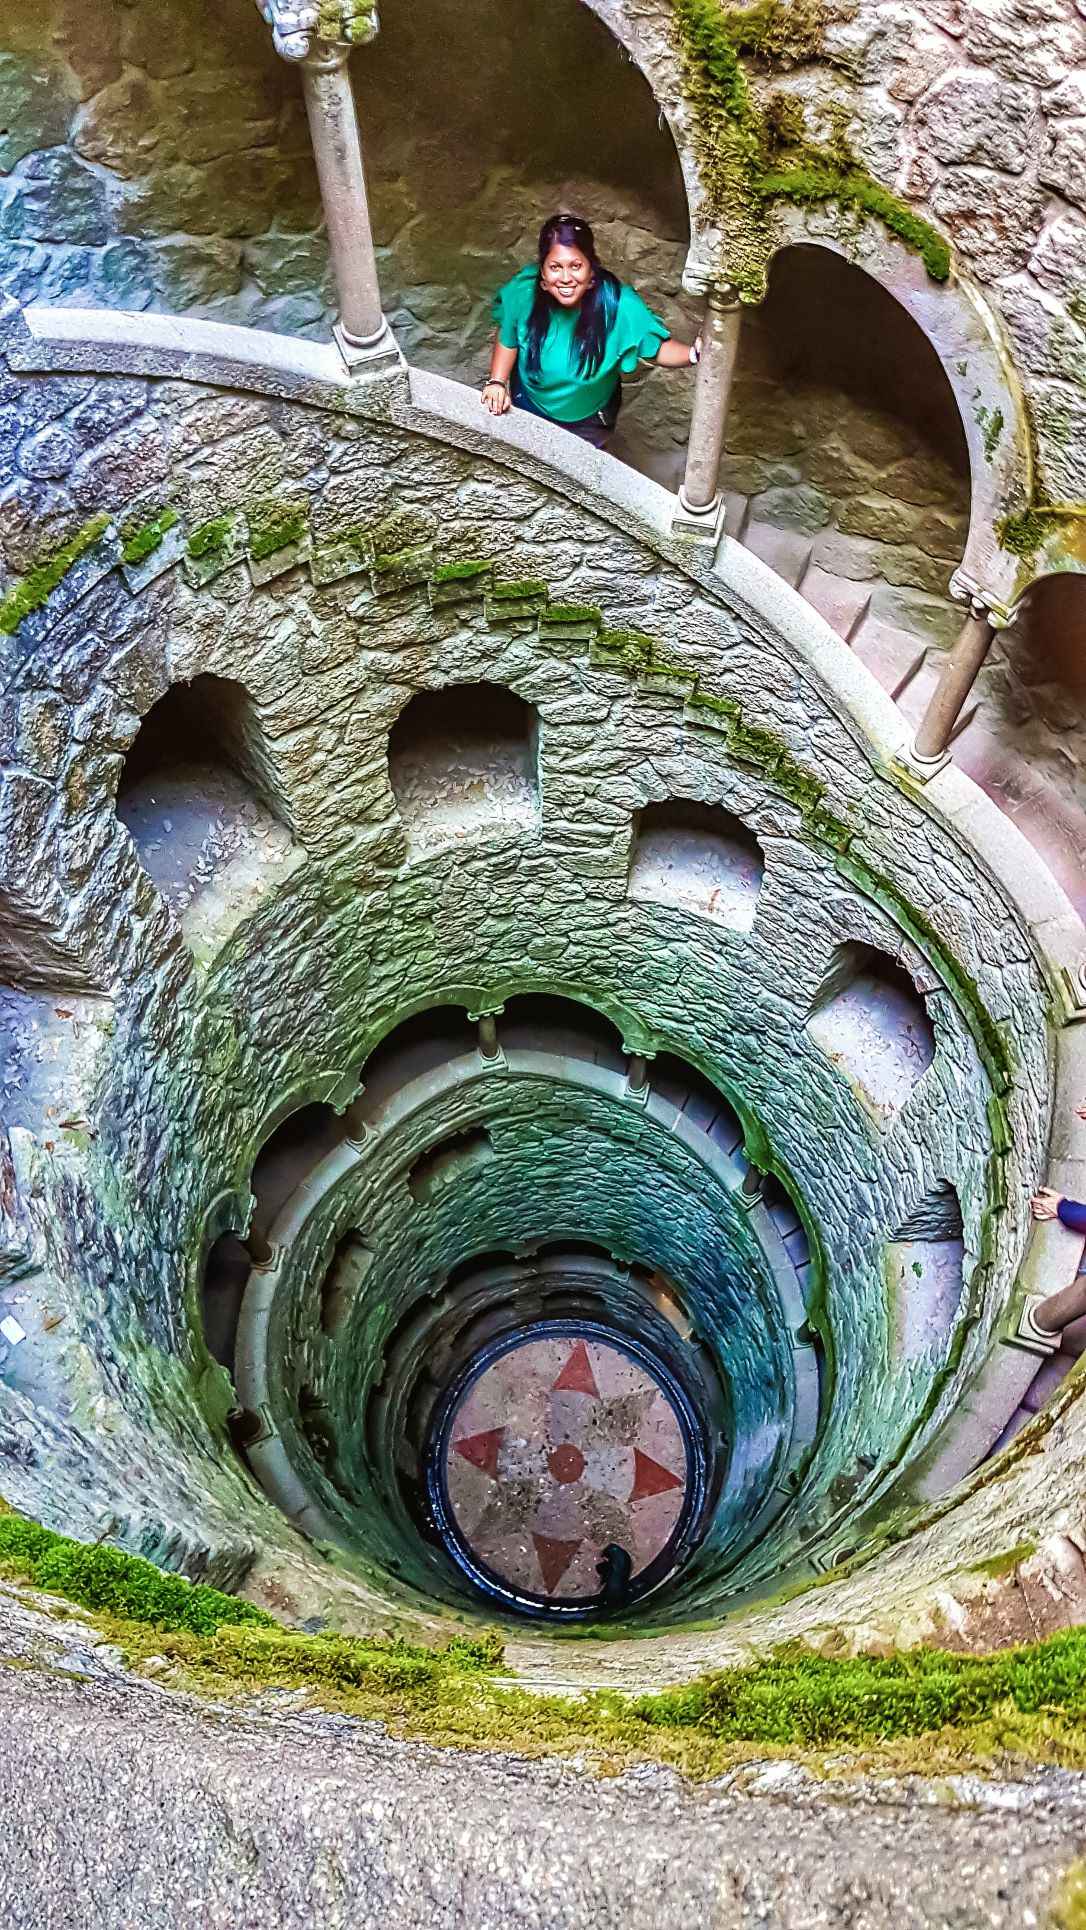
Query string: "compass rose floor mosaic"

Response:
xmin=433 ymin=1329 xmax=695 ymax=1610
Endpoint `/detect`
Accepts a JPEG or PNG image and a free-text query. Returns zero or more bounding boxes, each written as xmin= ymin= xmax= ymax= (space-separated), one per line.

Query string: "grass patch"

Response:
xmin=1051 ymin=1861 xmax=1086 ymax=1929
xmin=0 ymin=513 xmax=112 ymax=637
xmin=8 ymin=1515 xmax=1086 ymax=1777
xmin=0 ymin=1516 xmax=271 ymax=1636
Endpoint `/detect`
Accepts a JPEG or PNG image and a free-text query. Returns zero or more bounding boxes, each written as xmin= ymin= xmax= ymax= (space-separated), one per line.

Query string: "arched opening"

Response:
xmin=886 ymin=1183 xmax=965 ymax=1364
xmin=388 ymin=683 xmax=540 ymax=850
xmin=953 ymin=572 xmax=1086 ymax=923
xmin=116 ymin=674 xmax=298 ymax=948
xmin=726 ymin=246 xmax=971 ymax=679
xmin=806 ymin=943 xmax=936 ymax=1127
xmin=366 ymin=0 xmax=693 ymax=486
xmin=628 ymin=798 xmax=765 ymax=932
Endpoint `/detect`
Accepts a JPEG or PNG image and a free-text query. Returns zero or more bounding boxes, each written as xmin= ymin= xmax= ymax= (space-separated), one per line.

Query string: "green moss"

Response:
xmin=997 ymin=507 xmax=1065 ymax=559
xmin=489 ymin=579 xmax=548 ymax=600
xmin=432 ymin=559 xmax=492 ymax=583
xmin=120 ymin=506 xmax=179 ymax=568
xmin=15 ymin=1513 xmax=1086 ymax=1775
xmin=544 ymin=603 xmax=604 ymax=624
xmin=0 ymin=1515 xmax=271 ymax=1636
xmin=0 ymin=513 xmax=112 ymax=637
xmin=372 ymin=545 xmax=431 ymax=573
xmin=976 ymin=405 xmax=1005 ymax=464
xmin=970 ymin=1542 xmax=1036 ymax=1580
xmin=1050 ymin=1861 xmax=1086 ymax=1930
xmin=247 ymin=499 xmax=309 ymax=563
xmin=671 ymin=0 xmax=952 ymax=299
xmin=187 ymin=515 xmax=235 ymax=562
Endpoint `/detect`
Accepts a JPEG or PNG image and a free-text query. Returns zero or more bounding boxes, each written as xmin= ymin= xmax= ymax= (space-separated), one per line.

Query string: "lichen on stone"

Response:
xmin=670 ymin=0 xmax=952 ymax=299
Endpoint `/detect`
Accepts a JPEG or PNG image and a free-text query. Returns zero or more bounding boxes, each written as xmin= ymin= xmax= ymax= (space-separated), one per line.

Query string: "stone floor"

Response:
xmin=441 ymin=1332 xmax=690 ymax=1607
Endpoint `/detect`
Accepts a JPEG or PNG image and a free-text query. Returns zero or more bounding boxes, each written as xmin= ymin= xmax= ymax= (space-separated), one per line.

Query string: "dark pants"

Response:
xmin=511 ymin=377 xmax=622 ymax=449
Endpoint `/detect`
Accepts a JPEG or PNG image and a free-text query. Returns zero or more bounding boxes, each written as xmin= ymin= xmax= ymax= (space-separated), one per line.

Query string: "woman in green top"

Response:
xmin=483 ymin=213 xmax=700 ymax=449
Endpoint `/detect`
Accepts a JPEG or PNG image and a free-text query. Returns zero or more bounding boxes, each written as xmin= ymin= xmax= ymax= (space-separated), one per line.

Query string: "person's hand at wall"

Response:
xmin=1032 ymin=1187 xmax=1086 ymax=1232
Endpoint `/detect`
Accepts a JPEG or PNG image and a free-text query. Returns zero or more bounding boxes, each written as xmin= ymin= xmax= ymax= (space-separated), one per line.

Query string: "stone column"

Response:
xmin=911 ymin=596 xmax=997 ymax=768
xmin=674 ymin=285 xmax=743 ymax=542
xmin=255 ymin=2 xmax=398 ymax=369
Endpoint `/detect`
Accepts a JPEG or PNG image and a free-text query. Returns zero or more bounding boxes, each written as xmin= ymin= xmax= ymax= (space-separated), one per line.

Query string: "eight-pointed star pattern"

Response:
xmin=443 ymin=1334 xmax=689 ymax=1601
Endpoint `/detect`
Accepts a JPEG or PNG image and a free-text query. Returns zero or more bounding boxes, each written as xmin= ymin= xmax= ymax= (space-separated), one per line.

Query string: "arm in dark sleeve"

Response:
xmin=1058 ymin=1197 xmax=1086 ymax=1233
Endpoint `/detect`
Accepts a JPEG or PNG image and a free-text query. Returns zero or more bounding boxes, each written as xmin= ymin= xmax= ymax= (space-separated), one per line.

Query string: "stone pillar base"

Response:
xmin=671 ymin=489 xmax=726 ymax=546
xmin=333 ymin=317 xmax=404 ymax=374
xmin=900 ymin=742 xmax=952 ymax=784
xmin=1007 ymin=1295 xmax=1062 ymax=1356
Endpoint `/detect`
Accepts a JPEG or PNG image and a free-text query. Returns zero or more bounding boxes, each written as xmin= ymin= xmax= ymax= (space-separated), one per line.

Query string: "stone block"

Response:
xmin=65 ymin=380 xmax=150 ymax=452
xmin=0 ymin=149 xmax=111 ymax=247
xmin=915 ymin=71 xmax=1039 ymax=171
xmin=1030 ymin=212 xmax=1086 ymax=303
xmin=750 ymin=485 xmax=833 ymax=537
xmin=69 ymin=416 xmax=169 ymax=515
xmin=1041 ymin=115 xmax=1086 ymax=211
xmin=151 ymin=237 xmax=246 ymax=309
xmin=930 ymin=168 xmax=1047 ymax=278
xmin=964 ymin=0 xmax=1083 ymax=86
xmin=0 ymin=53 xmax=77 ymax=172
xmin=18 ymin=424 xmax=80 ymax=483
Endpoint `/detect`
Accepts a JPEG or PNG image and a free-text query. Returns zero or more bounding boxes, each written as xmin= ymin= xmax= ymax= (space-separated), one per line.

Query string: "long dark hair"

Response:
xmin=524 ymin=214 xmax=620 ymax=381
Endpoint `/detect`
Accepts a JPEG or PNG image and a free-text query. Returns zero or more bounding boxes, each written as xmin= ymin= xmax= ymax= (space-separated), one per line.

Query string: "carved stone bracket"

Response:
xmin=255 ymin=1 xmax=379 ymax=62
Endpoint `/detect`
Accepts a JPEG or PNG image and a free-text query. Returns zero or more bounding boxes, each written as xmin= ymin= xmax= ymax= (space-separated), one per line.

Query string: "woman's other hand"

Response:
xmin=1076 ymin=1100 xmax=1086 ymax=1121
xmin=1032 ymin=1187 xmax=1063 ymax=1221
xmin=481 ymin=379 xmax=511 ymax=415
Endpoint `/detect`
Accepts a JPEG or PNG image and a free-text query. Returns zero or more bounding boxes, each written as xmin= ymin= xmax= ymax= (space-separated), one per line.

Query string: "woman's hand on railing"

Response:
xmin=481 ymin=378 xmax=511 ymax=416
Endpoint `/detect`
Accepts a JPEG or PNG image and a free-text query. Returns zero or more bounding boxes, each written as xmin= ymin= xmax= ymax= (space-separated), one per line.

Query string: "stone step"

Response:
xmin=797 ymin=563 xmax=872 ymax=642
xmin=724 ymin=490 xmax=749 ymax=540
xmin=741 ymin=519 xmax=814 ymax=588
xmin=847 ymin=616 xmax=929 ymax=701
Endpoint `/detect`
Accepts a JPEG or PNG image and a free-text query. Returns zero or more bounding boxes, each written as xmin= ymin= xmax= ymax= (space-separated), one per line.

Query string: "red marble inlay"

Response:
xmin=551 ymin=1339 xmax=600 ymax=1398
xmin=629 ymin=1448 xmax=684 ymax=1501
xmin=548 ymin=1441 xmax=586 ymax=1485
xmin=453 ymin=1427 xmax=504 ymax=1477
xmin=442 ymin=1333 xmax=691 ymax=1602
xmin=532 ymin=1533 xmax=583 ymax=1594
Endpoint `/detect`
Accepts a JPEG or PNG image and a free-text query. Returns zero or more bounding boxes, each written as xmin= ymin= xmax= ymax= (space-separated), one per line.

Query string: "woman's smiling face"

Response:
xmin=541 ymin=244 xmax=593 ymax=307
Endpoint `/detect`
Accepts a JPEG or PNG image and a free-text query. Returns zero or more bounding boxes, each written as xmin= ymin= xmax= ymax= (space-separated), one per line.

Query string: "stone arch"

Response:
xmin=578 ymin=4 xmax=1032 ymax=608
xmin=387 ymin=682 xmax=541 ymax=849
xmin=806 ymin=942 xmax=936 ymax=1128
xmin=115 ymin=671 xmax=303 ymax=962
xmin=627 ymin=797 xmax=765 ymax=931
xmin=767 ymin=213 xmax=1032 ymax=613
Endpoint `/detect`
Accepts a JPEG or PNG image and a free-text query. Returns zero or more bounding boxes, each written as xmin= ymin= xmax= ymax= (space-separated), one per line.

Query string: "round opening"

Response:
xmin=424 ymin=1319 xmax=708 ymax=1618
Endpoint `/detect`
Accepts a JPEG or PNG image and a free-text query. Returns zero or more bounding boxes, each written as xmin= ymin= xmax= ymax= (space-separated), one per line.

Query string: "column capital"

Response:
xmin=255 ymin=1 xmax=378 ymax=63
xmin=949 ymin=570 xmax=1016 ymax=631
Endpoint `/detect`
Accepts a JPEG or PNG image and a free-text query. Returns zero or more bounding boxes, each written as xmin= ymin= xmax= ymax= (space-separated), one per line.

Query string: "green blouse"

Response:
xmin=491 ymin=265 xmax=670 ymax=422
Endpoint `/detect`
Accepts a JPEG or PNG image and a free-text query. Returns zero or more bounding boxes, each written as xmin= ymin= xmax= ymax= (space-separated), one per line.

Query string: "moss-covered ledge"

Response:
xmin=7 ymin=1508 xmax=1086 ymax=1779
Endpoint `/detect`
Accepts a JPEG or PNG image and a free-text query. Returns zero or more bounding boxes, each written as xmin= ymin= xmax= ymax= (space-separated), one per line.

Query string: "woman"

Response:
xmin=482 ymin=213 xmax=700 ymax=449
